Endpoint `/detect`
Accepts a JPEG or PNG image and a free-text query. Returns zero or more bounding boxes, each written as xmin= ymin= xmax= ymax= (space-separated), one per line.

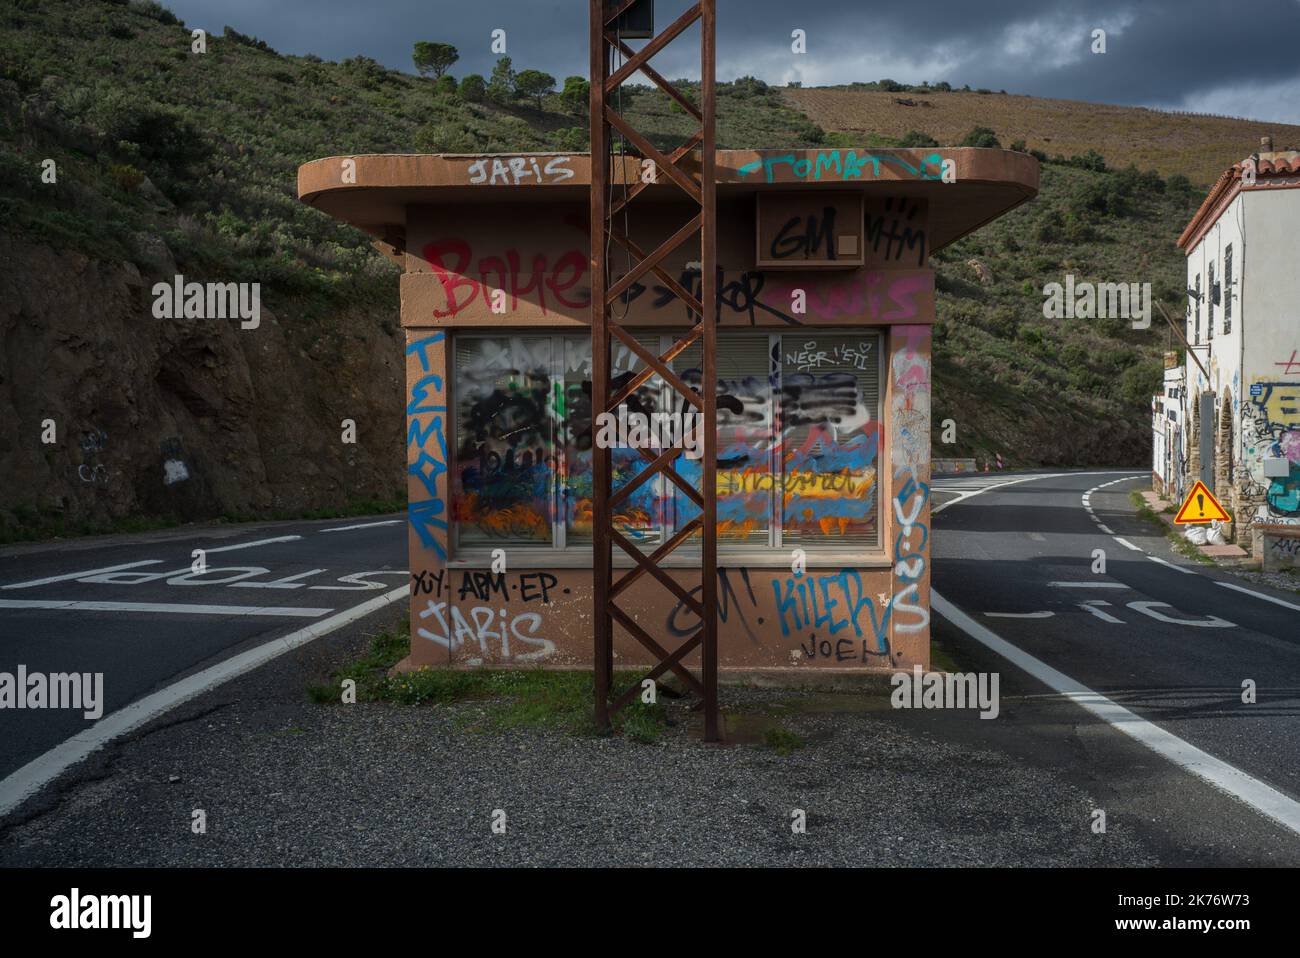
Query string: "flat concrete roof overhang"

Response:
xmin=298 ymin=148 xmax=1039 ymax=255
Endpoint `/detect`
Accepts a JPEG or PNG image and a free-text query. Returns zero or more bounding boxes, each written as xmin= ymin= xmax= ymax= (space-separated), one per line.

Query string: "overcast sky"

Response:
xmin=164 ymin=0 xmax=1300 ymax=124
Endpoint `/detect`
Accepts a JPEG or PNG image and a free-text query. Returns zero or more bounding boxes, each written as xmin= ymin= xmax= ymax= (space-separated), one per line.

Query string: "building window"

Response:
xmin=1207 ymin=261 xmax=1215 ymax=339
xmin=1223 ymin=244 xmax=1233 ymax=333
xmin=450 ymin=330 xmax=885 ymax=555
xmin=1193 ymin=273 xmax=1201 ymax=343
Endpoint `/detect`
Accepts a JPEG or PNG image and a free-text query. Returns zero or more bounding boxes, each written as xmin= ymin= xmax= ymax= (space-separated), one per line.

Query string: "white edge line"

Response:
xmin=0 ymin=600 xmax=331 ymax=617
xmin=1216 ymin=580 xmax=1300 ymax=613
xmin=1113 ymin=537 xmax=1142 ymax=552
xmin=1148 ymin=555 xmax=1194 ymax=575
xmin=0 ymin=584 xmax=410 ymax=818
xmin=933 ymin=591 xmax=1300 ymax=837
xmin=1096 ymin=524 xmax=1115 ymax=534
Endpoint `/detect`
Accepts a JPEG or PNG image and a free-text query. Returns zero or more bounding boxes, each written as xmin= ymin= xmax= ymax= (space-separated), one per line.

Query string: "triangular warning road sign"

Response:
xmin=1174 ymin=480 xmax=1231 ymax=524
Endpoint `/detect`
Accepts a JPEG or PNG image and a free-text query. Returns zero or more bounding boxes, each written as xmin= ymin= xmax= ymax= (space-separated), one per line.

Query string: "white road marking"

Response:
xmin=320 ymin=520 xmax=402 ymax=533
xmin=0 ymin=599 xmax=331 ymax=617
xmin=1048 ymin=580 xmax=1128 ymax=588
xmin=933 ymin=592 xmax=1300 ymax=837
xmin=231 ymin=570 xmax=326 ymax=589
xmin=0 ymin=584 xmax=410 ymax=817
xmin=1113 ymin=537 xmax=1142 ymax=552
xmin=205 ymin=536 xmax=301 ymax=553
xmin=1 ymin=561 xmax=162 ymax=590
xmin=1216 ymin=580 xmax=1300 ymax=613
xmin=1148 ymin=555 xmax=1193 ymax=574
xmin=931 ymin=471 xmax=1130 ymax=516
xmin=1126 ymin=600 xmax=1234 ymax=627
xmin=1078 ymin=600 xmax=1124 ymax=623
xmin=1096 ymin=524 xmax=1115 ymax=534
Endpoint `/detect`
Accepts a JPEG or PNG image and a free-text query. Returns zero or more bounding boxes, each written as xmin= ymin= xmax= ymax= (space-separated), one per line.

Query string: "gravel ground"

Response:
xmin=0 ymin=622 xmax=1158 ymax=867
xmin=1224 ymin=565 xmax=1300 ymax=594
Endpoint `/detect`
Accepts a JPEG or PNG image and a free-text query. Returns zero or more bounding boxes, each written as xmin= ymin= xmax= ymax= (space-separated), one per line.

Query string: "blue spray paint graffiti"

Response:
xmin=407 ymin=333 xmax=449 ymax=558
xmin=738 ymin=150 xmax=945 ymax=184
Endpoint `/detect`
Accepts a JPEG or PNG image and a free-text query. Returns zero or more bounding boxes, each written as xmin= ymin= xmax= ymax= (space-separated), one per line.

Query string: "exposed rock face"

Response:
xmin=0 ymin=233 xmax=405 ymax=529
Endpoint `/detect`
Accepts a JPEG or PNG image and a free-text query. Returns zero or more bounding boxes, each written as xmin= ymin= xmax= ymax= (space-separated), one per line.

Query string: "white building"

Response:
xmin=1170 ymin=138 xmax=1300 ymax=567
xmin=1152 ymin=355 xmax=1185 ymax=498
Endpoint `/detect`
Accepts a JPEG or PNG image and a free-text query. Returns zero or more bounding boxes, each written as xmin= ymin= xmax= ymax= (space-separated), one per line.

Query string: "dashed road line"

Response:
xmin=206 ymin=536 xmax=302 ymax=553
xmin=320 ymin=520 xmax=403 ymax=533
xmin=1048 ymin=580 xmax=1128 ymax=589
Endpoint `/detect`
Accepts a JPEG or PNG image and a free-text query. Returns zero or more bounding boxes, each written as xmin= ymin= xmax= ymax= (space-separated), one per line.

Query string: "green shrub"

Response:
xmin=552 ymin=125 xmax=587 ymax=152
xmin=960 ymin=126 xmax=1000 ymax=148
xmin=459 ymin=73 xmax=487 ymax=102
xmin=899 ymin=129 xmax=939 ymax=147
xmin=559 ymin=75 xmax=588 ymax=114
xmin=108 ymin=162 xmax=144 ymax=192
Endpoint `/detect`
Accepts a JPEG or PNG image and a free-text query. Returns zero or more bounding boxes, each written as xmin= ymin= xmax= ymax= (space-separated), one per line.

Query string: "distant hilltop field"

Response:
xmin=785 ymin=88 xmax=1300 ymax=186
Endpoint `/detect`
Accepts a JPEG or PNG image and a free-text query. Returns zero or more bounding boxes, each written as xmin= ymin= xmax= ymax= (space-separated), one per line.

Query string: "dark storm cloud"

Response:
xmin=163 ymin=0 xmax=1300 ymax=121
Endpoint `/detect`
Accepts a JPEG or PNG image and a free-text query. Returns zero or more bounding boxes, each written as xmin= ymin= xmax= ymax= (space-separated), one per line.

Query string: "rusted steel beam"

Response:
xmin=699 ymin=0 xmax=719 ymax=743
xmin=609 ymin=35 xmax=703 ymax=122
xmin=610 ymin=528 xmax=706 ymax=615
xmin=605 ymin=5 xmax=701 ymax=91
xmin=605 ymin=211 xmax=703 ymax=301
xmin=606 ymin=325 xmax=702 ymax=408
xmin=610 ymin=516 xmax=704 ymax=599
xmin=605 ymin=109 xmax=703 ymax=202
xmin=591 ymin=1 xmax=718 ymax=741
xmin=610 ymin=635 xmax=704 ymax=712
xmin=590 ymin=0 xmax=613 ymax=732
xmin=606 ymin=228 xmax=704 ymax=315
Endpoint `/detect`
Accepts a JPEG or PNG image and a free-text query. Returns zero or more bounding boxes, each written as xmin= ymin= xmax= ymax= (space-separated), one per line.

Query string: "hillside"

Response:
xmin=0 ymin=0 xmax=1245 ymax=538
xmin=786 ymin=87 xmax=1300 ymax=187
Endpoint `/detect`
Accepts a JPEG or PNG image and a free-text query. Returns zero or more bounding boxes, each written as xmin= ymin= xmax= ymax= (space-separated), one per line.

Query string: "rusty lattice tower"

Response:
xmin=589 ymin=0 xmax=719 ymax=740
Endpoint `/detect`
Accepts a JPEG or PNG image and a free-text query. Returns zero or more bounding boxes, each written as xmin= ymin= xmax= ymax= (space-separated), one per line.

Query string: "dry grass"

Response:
xmin=783 ymin=89 xmax=1300 ymax=186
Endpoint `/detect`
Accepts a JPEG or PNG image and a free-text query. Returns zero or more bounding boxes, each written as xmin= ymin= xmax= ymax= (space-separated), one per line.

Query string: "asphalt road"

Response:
xmin=4 ymin=472 xmax=1300 ymax=865
xmin=931 ymin=469 xmax=1300 ymax=840
xmin=0 ymin=517 xmax=407 ymax=780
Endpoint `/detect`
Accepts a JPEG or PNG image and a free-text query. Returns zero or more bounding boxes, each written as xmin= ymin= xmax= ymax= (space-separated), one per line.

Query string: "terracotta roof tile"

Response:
xmin=1177 ymin=152 xmax=1300 ymax=251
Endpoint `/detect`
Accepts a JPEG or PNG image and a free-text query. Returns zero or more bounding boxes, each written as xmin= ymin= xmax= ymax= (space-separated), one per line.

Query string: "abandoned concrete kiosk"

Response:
xmin=297 ymin=147 xmax=1038 ymax=675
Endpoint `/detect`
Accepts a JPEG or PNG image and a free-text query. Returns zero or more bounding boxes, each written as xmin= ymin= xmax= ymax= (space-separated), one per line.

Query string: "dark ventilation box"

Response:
xmin=608 ymin=0 xmax=654 ymax=39
xmin=756 ymin=192 xmax=864 ymax=269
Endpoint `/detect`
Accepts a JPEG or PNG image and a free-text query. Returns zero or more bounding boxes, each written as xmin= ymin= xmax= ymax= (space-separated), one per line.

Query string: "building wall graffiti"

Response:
xmin=399 ymin=198 xmax=936 ymax=673
xmin=406 ymin=332 xmax=450 ymax=562
xmin=736 ymin=150 xmax=945 ymax=184
xmin=1242 ymin=381 xmax=1300 ymax=524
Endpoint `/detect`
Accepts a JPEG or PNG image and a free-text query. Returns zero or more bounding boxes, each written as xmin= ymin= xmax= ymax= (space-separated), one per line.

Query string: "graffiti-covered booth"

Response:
xmin=298 ymin=148 xmax=1038 ymax=674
